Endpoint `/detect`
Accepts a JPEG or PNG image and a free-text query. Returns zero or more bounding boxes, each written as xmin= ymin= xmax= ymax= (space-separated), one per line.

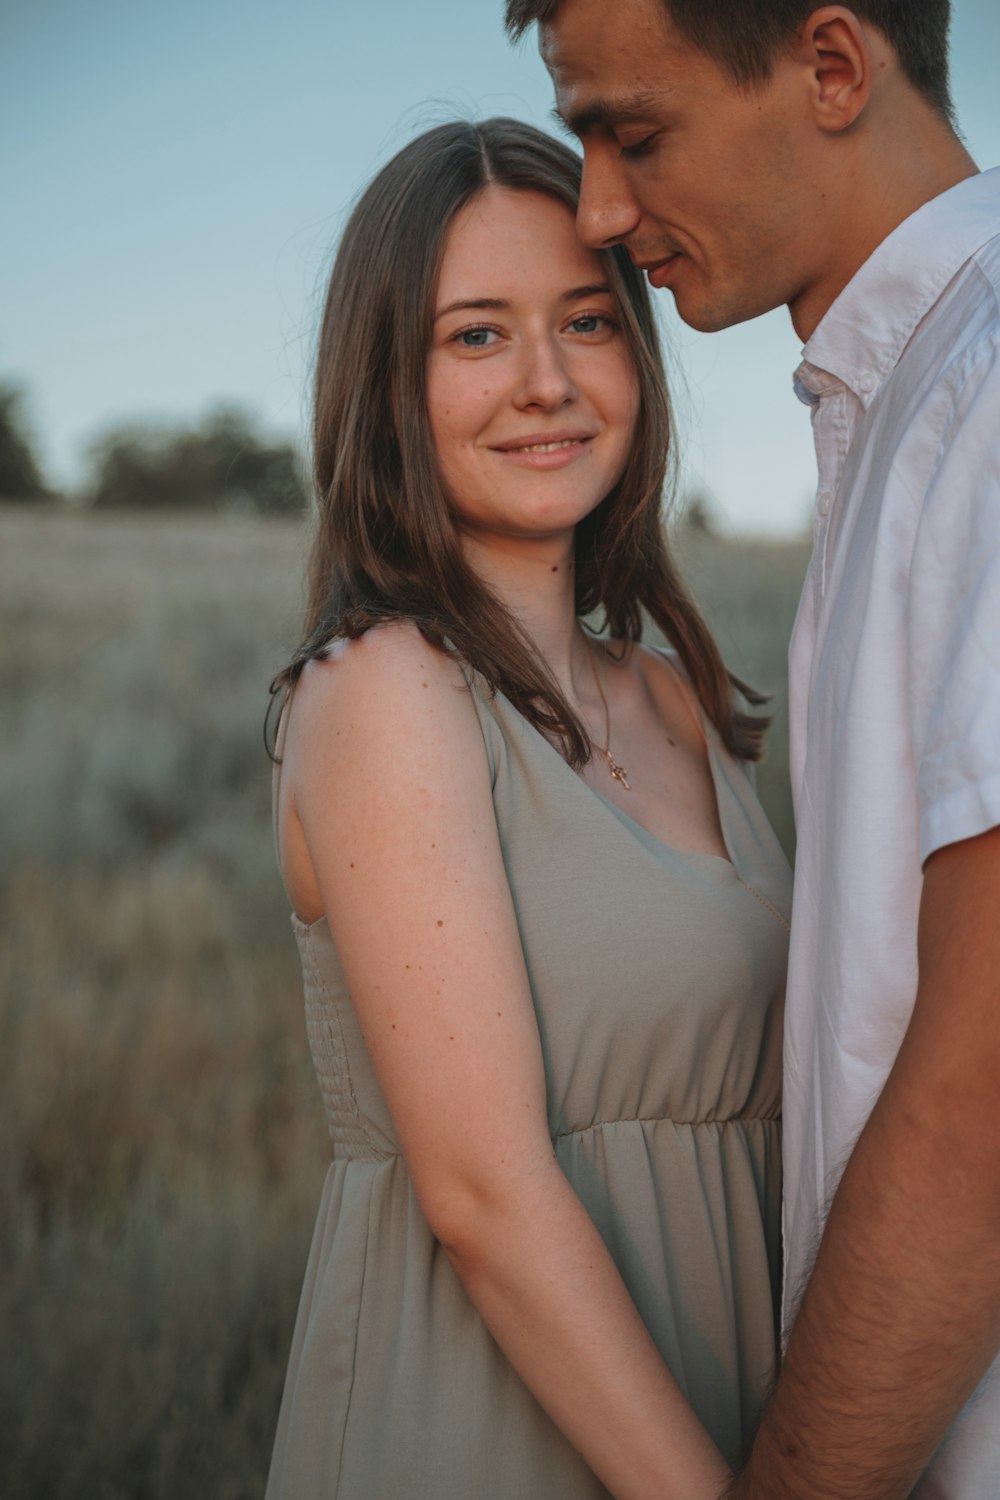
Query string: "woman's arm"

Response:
xmin=282 ymin=624 xmax=731 ymax=1500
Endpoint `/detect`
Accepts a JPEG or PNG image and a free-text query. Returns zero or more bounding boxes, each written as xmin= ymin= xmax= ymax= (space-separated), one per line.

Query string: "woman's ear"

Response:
xmin=796 ymin=5 xmax=873 ymax=133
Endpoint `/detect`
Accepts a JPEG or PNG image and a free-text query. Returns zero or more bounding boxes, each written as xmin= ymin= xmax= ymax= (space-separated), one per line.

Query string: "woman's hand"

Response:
xmin=279 ymin=623 xmax=732 ymax=1500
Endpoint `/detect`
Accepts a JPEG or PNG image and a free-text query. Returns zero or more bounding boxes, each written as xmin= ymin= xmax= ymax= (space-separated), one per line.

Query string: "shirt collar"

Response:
xmin=793 ymin=166 xmax=1000 ymax=408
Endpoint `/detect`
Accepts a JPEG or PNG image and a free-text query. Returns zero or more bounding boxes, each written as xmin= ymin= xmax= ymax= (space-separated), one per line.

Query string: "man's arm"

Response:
xmin=730 ymin=823 xmax=1000 ymax=1500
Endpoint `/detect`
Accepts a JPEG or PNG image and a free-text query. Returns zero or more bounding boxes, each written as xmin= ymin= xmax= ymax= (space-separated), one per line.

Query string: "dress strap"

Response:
xmin=270 ymin=678 xmax=299 ymax=866
xmin=448 ymin=651 xmax=504 ymax=787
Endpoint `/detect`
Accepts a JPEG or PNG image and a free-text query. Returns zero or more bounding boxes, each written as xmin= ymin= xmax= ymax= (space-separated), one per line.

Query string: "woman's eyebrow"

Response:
xmin=435 ymin=285 xmax=612 ymax=321
xmin=562 ymin=283 xmax=612 ymax=302
xmin=434 ymin=297 xmax=508 ymax=321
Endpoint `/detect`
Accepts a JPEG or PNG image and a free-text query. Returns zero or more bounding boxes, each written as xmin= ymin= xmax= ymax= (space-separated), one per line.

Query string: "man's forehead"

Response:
xmin=542 ymin=4 xmax=631 ymax=72
xmin=539 ymin=0 xmax=668 ymax=50
xmin=540 ymin=0 xmax=684 ymax=110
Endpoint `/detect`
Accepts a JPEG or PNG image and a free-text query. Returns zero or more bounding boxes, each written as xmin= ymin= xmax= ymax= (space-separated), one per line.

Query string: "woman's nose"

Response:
xmin=576 ymin=148 xmax=642 ymax=251
xmin=514 ymin=335 xmax=578 ymax=410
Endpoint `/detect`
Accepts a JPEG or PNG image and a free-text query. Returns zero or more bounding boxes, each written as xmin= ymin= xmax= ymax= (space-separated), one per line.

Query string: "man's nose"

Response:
xmin=576 ymin=150 xmax=642 ymax=250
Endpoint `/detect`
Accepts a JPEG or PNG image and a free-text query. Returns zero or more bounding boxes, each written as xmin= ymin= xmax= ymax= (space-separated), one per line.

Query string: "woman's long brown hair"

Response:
xmin=270 ymin=117 xmax=766 ymax=766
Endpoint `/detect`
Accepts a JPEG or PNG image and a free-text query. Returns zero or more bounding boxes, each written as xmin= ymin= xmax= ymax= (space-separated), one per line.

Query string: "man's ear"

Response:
xmin=796 ymin=6 xmax=873 ymax=132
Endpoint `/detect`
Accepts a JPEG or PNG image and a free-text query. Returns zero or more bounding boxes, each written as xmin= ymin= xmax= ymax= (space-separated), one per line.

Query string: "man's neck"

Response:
xmin=790 ymin=122 xmax=979 ymax=343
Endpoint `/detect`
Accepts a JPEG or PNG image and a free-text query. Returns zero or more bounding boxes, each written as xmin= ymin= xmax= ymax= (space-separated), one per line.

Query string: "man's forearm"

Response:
xmin=731 ymin=1094 xmax=999 ymax=1497
xmin=731 ymin=833 xmax=1000 ymax=1499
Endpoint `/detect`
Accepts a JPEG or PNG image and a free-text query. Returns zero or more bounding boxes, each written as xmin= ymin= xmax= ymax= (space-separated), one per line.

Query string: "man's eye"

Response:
xmin=620 ymin=133 xmax=656 ymax=159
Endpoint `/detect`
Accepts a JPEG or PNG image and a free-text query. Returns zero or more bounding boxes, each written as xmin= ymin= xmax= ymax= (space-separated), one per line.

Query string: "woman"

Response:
xmin=267 ymin=118 xmax=789 ymax=1500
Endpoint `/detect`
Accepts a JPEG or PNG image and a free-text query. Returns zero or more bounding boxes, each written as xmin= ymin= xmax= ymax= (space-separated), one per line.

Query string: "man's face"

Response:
xmin=542 ymin=0 xmax=827 ymax=332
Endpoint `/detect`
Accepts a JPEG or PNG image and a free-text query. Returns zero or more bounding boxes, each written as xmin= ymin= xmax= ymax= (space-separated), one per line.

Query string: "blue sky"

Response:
xmin=3 ymin=0 xmax=999 ymax=534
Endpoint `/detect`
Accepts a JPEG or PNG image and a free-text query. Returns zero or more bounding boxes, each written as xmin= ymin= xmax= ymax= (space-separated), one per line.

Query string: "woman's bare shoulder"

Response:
xmin=280 ymin=625 xmax=490 ymax=848
xmin=276 ymin=626 xmax=489 ymax=924
xmin=289 ymin=622 xmax=475 ymax=745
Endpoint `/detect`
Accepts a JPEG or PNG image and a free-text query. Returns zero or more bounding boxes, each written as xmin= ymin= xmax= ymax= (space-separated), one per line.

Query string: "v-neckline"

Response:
xmin=493 ymin=684 xmax=739 ymax=874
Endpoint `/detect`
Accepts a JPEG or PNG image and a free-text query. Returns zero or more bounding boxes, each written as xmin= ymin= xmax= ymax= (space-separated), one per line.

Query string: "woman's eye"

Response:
xmin=568 ymin=314 xmax=614 ymax=336
xmin=454 ymin=326 xmax=499 ymax=348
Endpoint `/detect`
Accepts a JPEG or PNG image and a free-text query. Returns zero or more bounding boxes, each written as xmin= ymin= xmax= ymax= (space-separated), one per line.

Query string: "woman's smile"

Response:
xmin=490 ymin=428 xmax=596 ymax=468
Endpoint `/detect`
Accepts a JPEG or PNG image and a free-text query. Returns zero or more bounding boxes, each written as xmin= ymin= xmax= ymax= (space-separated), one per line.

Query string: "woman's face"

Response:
xmin=426 ymin=186 xmax=639 ymax=548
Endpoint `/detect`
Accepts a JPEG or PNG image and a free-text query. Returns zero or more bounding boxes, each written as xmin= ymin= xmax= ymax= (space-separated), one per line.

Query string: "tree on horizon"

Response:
xmin=84 ymin=405 xmax=309 ymax=515
xmin=0 ymin=383 xmax=50 ymax=501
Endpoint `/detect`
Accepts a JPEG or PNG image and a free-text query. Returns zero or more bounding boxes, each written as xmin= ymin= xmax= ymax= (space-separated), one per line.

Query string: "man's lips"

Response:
xmin=636 ymin=252 xmax=683 ymax=289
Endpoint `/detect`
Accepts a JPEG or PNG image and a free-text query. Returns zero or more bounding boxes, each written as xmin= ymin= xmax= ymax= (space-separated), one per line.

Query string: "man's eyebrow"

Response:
xmin=434 ymin=285 xmax=613 ymax=321
xmin=552 ymin=91 xmax=662 ymax=138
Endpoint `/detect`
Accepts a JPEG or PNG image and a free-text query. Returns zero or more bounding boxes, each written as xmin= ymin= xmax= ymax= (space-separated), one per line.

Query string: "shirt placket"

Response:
xmin=811 ymin=384 xmax=852 ymax=598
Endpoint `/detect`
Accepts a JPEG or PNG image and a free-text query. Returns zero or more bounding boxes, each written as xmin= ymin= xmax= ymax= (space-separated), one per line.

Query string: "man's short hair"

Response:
xmin=505 ymin=0 xmax=955 ymax=124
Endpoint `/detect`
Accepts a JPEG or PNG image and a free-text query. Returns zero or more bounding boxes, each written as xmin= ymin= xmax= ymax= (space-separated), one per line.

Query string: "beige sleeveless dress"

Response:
xmin=266 ymin=657 xmax=790 ymax=1498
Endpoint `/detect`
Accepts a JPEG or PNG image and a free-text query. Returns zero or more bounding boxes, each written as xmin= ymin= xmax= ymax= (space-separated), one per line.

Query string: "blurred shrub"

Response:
xmin=678 ymin=486 xmax=717 ymax=535
xmin=0 ymin=506 xmax=319 ymax=1498
xmin=0 ymin=876 xmax=323 ymax=1500
xmin=0 ymin=384 xmax=49 ymax=501
xmin=84 ymin=405 xmax=309 ymax=515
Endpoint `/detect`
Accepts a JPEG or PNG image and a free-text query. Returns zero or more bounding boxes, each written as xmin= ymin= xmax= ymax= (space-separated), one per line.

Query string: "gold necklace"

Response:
xmin=587 ymin=644 xmax=631 ymax=791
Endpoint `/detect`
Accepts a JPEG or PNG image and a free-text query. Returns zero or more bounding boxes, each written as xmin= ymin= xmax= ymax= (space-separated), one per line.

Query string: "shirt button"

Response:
xmin=817 ymin=488 xmax=833 ymax=516
xmin=859 ymin=372 xmax=876 ymax=394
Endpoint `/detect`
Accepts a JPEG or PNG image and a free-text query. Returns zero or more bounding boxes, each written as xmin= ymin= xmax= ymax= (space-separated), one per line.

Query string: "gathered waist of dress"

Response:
xmin=321 ymin=1112 xmax=779 ymax=1163
xmin=326 ymin=1136 xmax=398 ymax=1163
xmin=553 ymin=1113 xmax=780 ymax=1142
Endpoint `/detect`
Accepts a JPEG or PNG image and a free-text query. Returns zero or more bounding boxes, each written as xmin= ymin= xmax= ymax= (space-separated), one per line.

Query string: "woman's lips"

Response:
xmin=491 ymin=433 xmax=595 ymax=469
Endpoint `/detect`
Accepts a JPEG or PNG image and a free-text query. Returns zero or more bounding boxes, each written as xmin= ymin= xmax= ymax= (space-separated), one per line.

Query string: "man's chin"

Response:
xmin=646 ymin=266 xmax=727 ymax=331
xmin=670 ymin=286 xmax=777 ymax=334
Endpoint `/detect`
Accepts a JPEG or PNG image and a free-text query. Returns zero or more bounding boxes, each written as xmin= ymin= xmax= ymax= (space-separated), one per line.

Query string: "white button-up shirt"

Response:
xmin=785 ymin=167 xmax=1000 ymax=1496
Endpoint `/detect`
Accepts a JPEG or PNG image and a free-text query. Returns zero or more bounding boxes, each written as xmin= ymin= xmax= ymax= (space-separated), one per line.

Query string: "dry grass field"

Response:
xmin=0 ymin=504 xmax=809 ymax=1499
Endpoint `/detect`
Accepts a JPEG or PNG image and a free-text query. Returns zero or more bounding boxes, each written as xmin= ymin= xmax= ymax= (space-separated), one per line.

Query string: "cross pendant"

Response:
xmin=604 ymin=752 xmax=631 ymax=791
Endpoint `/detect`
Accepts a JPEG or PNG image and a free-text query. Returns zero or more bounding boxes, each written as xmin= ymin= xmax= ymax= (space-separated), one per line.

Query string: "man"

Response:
xmin=505 ymin=2 xmax=1000 ymax=1495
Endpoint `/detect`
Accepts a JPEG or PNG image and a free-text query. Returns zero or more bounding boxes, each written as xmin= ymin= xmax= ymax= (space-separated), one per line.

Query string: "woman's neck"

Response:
xmin=460 ymin=529 xmax=594 ymax=699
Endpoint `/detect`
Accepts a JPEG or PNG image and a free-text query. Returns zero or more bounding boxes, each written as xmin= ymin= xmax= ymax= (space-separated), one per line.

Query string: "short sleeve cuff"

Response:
xmin=919 ymin=771 xmax=1000 ymax=866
